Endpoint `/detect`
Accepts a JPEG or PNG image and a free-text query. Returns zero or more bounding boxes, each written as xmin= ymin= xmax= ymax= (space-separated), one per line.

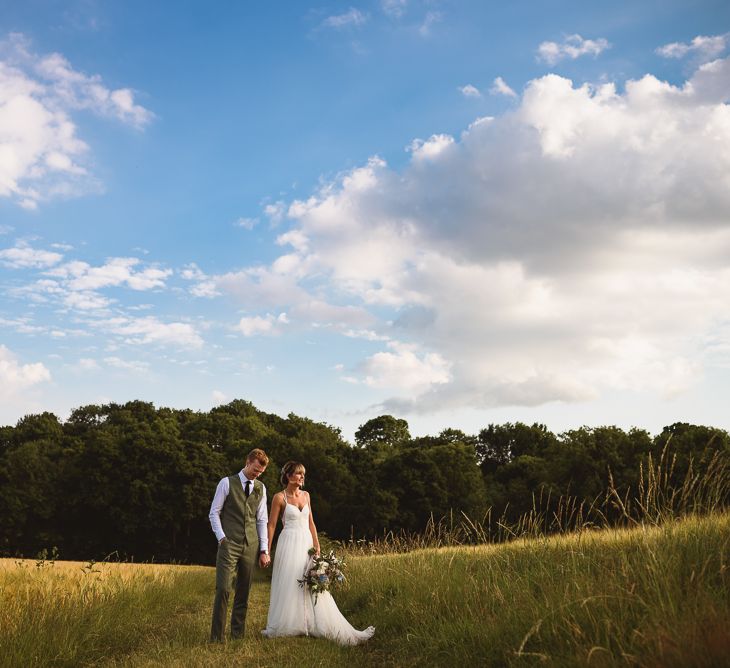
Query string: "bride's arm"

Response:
xmin=307 ymin=492 xmax=321 ymax=555
xmin=267 ymin=492 xmax=284 ymax=553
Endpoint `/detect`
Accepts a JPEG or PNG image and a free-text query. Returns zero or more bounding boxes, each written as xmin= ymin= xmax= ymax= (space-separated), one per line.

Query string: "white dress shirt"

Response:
xmin=209 ymin=471 xmax=269 ymax=552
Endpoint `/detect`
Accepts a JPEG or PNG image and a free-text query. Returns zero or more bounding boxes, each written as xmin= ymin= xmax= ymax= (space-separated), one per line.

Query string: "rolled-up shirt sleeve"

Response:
xmin=209 ymin=477 xmax=229 ymax=542
xmin=256 ymin=484 xmax=269 ymax=552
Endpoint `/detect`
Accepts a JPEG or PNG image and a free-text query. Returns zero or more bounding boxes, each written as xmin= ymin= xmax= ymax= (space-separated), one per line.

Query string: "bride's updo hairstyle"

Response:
xmin=280 ymin=461 xmax=306 ymax=488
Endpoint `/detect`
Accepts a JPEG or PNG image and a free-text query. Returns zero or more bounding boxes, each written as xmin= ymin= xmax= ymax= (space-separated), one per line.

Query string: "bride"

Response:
xmin=261 ymin=461 xmax=375 ymax=645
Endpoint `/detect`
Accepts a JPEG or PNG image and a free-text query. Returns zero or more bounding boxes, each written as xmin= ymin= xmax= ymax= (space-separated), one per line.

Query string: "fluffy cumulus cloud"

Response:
xmin=237 ymin=313 xmax=288 ymax=337
xmin=537 ymin=34 xmax=610 ymax=65
xmin=0 ymin=241 xmax=62 ymax=268
xmin=0 ymin=33 xmax=153 ymax=209
xmin=360 ymin=342 xmax=451 ymax=392
xmin=657 ymin=33 xmax=728 ymax=61
xmin=0 ymin=344 xmax=51 ymax=397
xmin=224 ymin=57 xmax=730 ymax=414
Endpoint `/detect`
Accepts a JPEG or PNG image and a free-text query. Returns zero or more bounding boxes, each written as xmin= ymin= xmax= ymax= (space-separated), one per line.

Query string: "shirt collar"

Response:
xmin=239 ymin=470 xmax=255 ymax=486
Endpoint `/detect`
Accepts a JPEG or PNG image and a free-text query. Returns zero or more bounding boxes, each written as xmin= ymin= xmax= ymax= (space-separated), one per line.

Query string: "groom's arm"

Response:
xmin=209 ymin=477 xmax=229 ymax=543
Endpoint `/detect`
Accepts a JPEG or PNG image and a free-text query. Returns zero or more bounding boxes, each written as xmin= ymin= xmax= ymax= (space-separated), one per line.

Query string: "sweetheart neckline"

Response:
xmin=284 ymin=502 xmax=309 ymax=513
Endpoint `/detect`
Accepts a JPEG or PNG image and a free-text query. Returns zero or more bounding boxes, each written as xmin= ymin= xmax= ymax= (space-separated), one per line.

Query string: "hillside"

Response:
xmin=2 ymin=512 xmax=728 ymax=667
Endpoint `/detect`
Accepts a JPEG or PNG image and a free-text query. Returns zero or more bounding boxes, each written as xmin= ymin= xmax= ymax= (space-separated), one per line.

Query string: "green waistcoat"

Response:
xmin=220 ymin=475 xmax=263 ymax=545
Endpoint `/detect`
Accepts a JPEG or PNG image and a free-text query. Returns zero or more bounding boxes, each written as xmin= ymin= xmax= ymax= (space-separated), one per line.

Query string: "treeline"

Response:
xmin=0 ymin=399 xmax=727 ymax=564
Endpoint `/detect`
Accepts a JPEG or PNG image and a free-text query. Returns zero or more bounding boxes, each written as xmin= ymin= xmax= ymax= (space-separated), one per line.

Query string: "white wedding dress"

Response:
xmin=261 ymin=502 xmax=375 ymax=645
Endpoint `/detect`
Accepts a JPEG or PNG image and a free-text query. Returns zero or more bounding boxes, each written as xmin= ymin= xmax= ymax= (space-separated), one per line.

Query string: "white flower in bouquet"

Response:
xmin=298 ymin=547 xmax=348 ymax=603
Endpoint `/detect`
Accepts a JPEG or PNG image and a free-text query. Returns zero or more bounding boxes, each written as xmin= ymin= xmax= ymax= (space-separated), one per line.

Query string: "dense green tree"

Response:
xmin=0 ymin=439 xmax=63 ymax=555
xmin=476 ymin=423 xmax=556 ymax=474
xmin=355 ymin=415 xmax=411 ymax=462
xmin=0 ymin=401 xmax=726 ymax=563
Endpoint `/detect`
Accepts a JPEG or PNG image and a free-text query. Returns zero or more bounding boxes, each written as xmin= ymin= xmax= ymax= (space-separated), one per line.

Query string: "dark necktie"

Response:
xmin=245 ymin=481 xmax=251 ymax=497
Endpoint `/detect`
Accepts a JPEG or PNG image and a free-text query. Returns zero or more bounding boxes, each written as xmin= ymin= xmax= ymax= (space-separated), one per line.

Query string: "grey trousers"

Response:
xmin=210 ymin=537 xmax=259 ymax=641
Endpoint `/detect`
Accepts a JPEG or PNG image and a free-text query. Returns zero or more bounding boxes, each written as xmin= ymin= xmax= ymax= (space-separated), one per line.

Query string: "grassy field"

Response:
xmin=1 ymin=512 xmax=728 ymax=667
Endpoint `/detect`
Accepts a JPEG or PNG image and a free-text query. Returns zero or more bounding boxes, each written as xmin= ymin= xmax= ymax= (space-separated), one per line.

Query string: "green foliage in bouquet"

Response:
xmin=297 ymin=547 xmax=346 ymax=603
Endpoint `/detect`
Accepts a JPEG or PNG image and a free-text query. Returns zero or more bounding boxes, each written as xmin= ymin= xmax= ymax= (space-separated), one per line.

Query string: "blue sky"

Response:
xmin=1 ymin=0 xmax=729 ymax=440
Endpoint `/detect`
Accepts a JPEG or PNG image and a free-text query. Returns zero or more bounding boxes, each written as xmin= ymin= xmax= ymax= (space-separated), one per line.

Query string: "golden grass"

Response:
xmin=0 ymin=557 xmax=212 ymax=668
xmin=2 ymin=513 xmax=728 ymax=667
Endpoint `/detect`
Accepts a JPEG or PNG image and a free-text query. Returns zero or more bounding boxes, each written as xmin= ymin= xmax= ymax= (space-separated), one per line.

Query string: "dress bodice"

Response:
xmin=281 ymin=502 xmax=310 ymax=531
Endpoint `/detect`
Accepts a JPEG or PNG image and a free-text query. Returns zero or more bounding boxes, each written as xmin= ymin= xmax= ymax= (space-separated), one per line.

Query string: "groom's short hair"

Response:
xmin=247 ymin=448 xmax=269 ymax=466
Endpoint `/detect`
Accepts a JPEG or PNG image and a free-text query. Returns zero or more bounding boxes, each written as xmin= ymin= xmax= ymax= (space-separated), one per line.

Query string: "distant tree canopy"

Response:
xmin=0 ymin=401 xmax=727 ymax=564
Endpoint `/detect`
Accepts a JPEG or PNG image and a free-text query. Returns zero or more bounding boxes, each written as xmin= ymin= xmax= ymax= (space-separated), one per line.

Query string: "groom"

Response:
xmin=209 ymin=448 xmax=271 ymax=642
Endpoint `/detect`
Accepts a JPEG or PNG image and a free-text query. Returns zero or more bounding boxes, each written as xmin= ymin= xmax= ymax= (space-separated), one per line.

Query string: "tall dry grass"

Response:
xmin=0 ymin=558 xmax=210 ymax=668
xmin=335 ymin=512 xmax=730 ymax=667
xmin=340 ymin=445 xmax=729 ymax=556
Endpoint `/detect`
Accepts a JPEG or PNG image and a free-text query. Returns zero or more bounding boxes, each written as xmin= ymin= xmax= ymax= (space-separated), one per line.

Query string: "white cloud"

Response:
xmin=360 ymin=342 xmax=451 ymax=392
xmin=264 ymin=201 xmax=287 ymax=226
xmin=0 ymin=344 xmax=51 ymax=396
xmin=212 ymin=390 xmax=227 ymax=405
xmin=191 ymin=281 xmax=220 ymax=298
xmin=100 ymin=316 xmax=204 ymax=349
xmin=104 ymin=356 xmax=150 ymax=373
xmin=419 ymin=11 xmax=442 ymax=37
xmin=0 ymin=242 xmax=62 ymax=268
xmin=77 ymin=357 xmax=100 ymax=371
xmin=276 ymin=229 xmax=309 ymax=253
xmin=3 ymin=255 xmax=175 ymax=313
xmin=48 ymin=257 xmax=171 ymax=291
xmin=237 ymin=313 xmax=288 ymax=337
xmin=0 ymin=316 xmax=46 ymax=334
xmin=235 ymin=216 xmax=259 ymax=230
xmin=322 ymin=9 xmax=368 ymax=29
xmin=218 ymin=266 xmax=310 ymax=308
xmin=236 ymin=57 xmax=730 ymax=414
xmin=657 ymin=33 xmax=728 ymax=61
xmin=490 ymin=76 xmax=517 ymax=97
xmin=459 ymin=84 xmax=481 ymax=98
xmin=290 ymin=300 xmax=373 ymax=329
xmin=180 ymin=263 xmax=205 ymax=280
xmin=382 ymin=0 xmax=407 ymax=18
xmin=0 ymin=32 xmax=153 ymax=208
xmin=179 ymin=262 xmax=219 ymax=296
xmin=34 ymin=50 xmax=153 ymax=127
xmin=212 ymin=253 xmax=376 ymax=330
xmin=537 ymin=34 xmax=610 ymax=65
xmin=63 ymin=290 xmax=112 ymax=311
xmin=408 ymin=134 xmax=455 ymax=161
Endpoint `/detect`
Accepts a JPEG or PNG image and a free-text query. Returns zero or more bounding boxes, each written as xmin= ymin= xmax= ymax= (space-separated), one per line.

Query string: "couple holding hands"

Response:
xmin=208 ymin=448 xmax=374 ymax=645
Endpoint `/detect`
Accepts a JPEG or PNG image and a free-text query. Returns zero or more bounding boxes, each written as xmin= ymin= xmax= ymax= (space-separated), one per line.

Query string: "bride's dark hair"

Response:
xmin=280 ymin=461 xmax=306 ymax=488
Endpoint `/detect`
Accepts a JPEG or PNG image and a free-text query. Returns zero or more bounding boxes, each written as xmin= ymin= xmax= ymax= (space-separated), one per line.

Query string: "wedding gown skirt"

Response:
xmin=262 ymin=503 xmax=375 ymax=645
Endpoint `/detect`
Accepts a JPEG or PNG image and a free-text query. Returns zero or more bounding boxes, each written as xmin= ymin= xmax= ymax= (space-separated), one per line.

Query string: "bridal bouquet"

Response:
xmin=298 ymin=547 xmax=346 ymax=603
